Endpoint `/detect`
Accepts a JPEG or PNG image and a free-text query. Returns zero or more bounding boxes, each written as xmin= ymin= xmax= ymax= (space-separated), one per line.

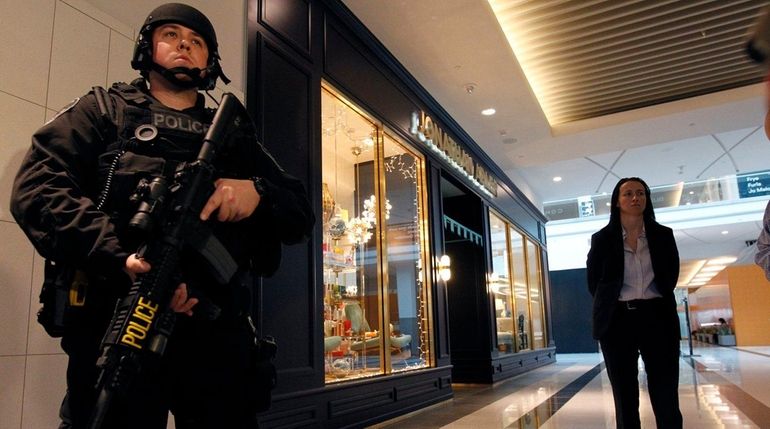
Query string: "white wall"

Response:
xmin=0 ymin=1 xmax=245 ymax=427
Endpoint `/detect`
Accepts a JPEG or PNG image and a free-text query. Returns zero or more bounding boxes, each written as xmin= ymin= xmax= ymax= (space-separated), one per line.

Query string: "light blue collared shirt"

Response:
xmin=619 ymin=225 xmax=662 ymax=301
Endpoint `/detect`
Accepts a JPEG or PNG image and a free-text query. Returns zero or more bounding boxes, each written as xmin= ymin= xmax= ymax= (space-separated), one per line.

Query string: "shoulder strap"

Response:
xmin=92 ymin=85 xmax=116 ymax=126
xmin=110 ymin=80 xmax=152 ymax=106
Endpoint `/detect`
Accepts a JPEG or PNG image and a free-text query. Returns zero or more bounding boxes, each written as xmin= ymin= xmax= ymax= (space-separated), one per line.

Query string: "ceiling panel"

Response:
xmin=489 ymin=0 xmax=768 ymax=125
xmin=729 ymin=126 xmax=770 ymax=173
xmin=614 ymin=138 xmax=725 ymax=184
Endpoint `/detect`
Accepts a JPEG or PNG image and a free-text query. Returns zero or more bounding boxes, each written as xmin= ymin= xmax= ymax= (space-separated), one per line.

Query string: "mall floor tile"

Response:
xmin=370 ymin=342 xmax=770 ymax=429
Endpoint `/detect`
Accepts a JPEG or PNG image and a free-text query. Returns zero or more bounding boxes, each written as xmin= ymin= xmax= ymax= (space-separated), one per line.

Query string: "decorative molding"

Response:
xmin=259 ymin=0 xmax=312 ymax=59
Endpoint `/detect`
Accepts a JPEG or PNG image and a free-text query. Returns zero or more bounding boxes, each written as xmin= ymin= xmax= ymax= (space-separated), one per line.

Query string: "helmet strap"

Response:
xmin=150 ymin=62 xmax=206 ymax=89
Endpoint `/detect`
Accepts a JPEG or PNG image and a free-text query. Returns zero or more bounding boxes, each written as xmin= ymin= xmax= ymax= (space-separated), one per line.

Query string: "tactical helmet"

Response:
xmin=131 ymin=3 xmax=229 ymax=90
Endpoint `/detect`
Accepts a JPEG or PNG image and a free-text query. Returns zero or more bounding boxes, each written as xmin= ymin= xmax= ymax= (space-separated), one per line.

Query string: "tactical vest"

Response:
xmin=38 ymin=81 xmax=273 ymax=337
xmin=93 ymin=80 xmax=216 ymax=245
xmin=37 ymin=82 xmax=219 ymax=337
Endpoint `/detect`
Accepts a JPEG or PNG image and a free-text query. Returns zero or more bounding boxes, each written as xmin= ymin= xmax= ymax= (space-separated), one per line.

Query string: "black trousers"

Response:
xmin=58 ymin=314 xmax=261 ymax=429
xmin=599 ymin=298 xmax=683 ymax=429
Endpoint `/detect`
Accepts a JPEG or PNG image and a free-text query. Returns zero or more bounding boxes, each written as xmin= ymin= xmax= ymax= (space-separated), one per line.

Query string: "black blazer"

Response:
xmin=586 ymin=219 xmax=680 ymax=340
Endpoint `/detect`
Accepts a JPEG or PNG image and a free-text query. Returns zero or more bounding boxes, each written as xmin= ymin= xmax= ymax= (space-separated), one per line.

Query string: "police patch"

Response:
xmin=45 ymin=97 xmax=81 ymax=125
xmin=152 ymin=112 xmax=208 ymax=134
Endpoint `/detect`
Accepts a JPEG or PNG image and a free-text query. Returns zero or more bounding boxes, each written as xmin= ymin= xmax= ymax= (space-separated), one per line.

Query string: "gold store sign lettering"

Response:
xmin=411 ymin=112 xmax=497 ymax=197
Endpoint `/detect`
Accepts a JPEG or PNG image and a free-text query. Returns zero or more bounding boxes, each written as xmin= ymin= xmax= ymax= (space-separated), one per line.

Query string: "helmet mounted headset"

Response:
xmin=131 ymin=3 xmax=230 ymax=90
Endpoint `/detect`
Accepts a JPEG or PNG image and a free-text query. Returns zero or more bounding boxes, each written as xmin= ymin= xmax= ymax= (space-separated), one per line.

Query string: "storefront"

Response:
xmin=247 ymin=1 xmax=555 ymax=426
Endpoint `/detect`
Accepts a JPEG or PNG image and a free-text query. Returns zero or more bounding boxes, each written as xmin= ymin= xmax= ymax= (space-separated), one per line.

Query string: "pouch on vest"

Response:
xmin=37 ymin=260 xmax=88 ymax=337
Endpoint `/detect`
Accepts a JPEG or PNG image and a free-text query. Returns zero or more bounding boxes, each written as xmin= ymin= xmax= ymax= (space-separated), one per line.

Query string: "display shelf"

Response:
xmin=323 ymin=258 xmax=357 ymax=274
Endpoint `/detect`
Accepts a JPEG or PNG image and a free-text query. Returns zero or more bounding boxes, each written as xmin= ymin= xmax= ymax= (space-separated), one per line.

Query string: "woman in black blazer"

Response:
xmin=587 ymin=177 xmax=682 ymax=429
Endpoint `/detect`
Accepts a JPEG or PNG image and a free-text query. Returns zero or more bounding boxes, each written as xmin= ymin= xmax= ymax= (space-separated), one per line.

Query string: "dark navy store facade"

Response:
xmin=246 ymin=1 xmax=556 ymax=427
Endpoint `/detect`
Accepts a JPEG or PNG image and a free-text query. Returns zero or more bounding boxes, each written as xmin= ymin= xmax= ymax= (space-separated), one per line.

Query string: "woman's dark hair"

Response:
xmin=608 ymin=177 xmax=656 ymax=226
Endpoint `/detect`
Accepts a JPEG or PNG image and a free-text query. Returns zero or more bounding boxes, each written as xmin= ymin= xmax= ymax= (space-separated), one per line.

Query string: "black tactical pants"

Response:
xmin=58 ymin=314 xmax=261 ymax=429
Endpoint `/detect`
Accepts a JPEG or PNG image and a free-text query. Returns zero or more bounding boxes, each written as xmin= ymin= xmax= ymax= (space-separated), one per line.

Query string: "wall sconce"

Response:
xmin=438 ymin=254 xmax=452 ymax=282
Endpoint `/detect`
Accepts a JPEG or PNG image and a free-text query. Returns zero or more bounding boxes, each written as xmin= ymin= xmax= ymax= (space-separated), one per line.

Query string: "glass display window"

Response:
xmin=510 ymin=227 xmax=531 ymax=351
xmin=526 ymin=239 xmax=547 ymax=349
xmin=489 ymin=212 xmax=514 ymax=353
xmin=321 ymin=86 xmax=433 ymax=383
xmin=487 ymin=209 xmax=548 ymax=353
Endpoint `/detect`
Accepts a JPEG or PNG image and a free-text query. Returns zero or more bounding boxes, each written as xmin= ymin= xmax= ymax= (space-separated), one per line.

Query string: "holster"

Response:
xmin=37 ymin=260 xmax=88 ymax=337
xmin=249 ymin=334 xmax=277 ymax=413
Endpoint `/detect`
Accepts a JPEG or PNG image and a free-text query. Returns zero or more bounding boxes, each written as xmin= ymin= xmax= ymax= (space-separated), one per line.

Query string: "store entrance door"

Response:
xmin=441 ymin=176 xmax=492 ymax=382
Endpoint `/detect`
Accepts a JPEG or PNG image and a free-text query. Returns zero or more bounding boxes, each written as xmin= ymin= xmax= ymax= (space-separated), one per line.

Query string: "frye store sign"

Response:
xmin=737 ymin=172 xmax=770 ymax=198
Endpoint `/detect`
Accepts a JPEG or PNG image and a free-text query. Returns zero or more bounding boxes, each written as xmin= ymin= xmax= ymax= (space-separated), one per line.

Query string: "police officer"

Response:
xmin=10 ymin=3 xmax=314 ymax=428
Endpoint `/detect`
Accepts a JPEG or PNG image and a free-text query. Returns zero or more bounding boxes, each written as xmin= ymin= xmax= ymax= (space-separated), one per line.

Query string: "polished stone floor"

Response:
xmin=371 ymin=342 xmax=770 ymax=428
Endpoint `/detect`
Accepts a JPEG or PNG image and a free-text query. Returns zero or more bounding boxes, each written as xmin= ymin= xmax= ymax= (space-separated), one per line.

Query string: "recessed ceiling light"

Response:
xmin=693 ymin=273 xmax=715 ymax=280
xmin=552 ymin=176 xmax=562 ymax=182
xmin=721 ymin=230 xmax=729 ymax=235
xmin=708 ymin=257 xmax=737 ymax=265
xmin=481 ymin=108 xmax=496 ymax=116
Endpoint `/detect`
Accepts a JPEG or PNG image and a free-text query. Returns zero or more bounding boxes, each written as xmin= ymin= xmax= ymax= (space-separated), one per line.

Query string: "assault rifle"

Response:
xmin=88 ymin=93 xmax=248 ymax=429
